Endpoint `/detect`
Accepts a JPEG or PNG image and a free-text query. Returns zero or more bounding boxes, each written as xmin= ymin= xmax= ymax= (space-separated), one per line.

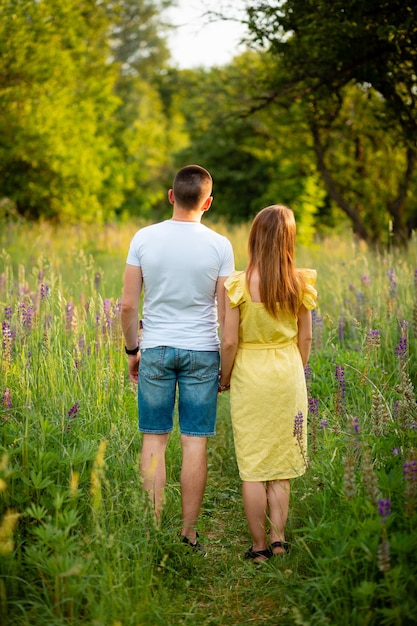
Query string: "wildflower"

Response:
xmin=65 ymin=301 xmax=74 ymax=332
xmin=393 ymin=448 xmax=399 ymax=455
xmin=377 ymin=498 xmax=391 ymax=523
xmin=388 ymin=269 xmax=397 ymax=298
xmin=2 ymin=388 xmax=11 ymax=410
xmin=0 ymin=509 xmax=20 ymax=556
xmin=293 ymin=411 xmax=304 ymax=440
xmin=371 ymin=389 xmax=391 ymax=437
xmin=362 ymin=274 xmax=371 ymax=287
xmin=343 ymin=455 xmax=356 ymax=499
xmin=319 ymin=419 xmax=328 ymax=428
xmin=312 ymin=310 xmax=322 ymax=350
xmin=66 ymin=402 xmax=80 ymax=432
xmin=293 ymin=412 xmax=308 ymax=469
xmin=308 ymin=397 xmax=319 ymax=418
xmin=21 ymin=303 xmax=34 ymax=328
xmin=335 ymin=365 xmax=346 ymax=416
xmin=94 ymin=272 xmax=101 ymax=290
xmin=362 ymin=447 xmax=380 ymax=506
xmin=352 ymin=416 xmax=359 ymax=435
xmin=304 ymin=364 xmax=312 ymax=390
xmin=39 ymin=283 xmax=49 ymax=300
xmin=377 ymin=536 xmax=390 ymax=572
xmin=4 ymin=306 xmax=13 ymax=320
xmin=2 ymin=321 xmax=12 ymax=367
xmin=394 ymin=336 xmax=407 ymax=360
xmin=366 ymin=329 xmax=381 ymax=349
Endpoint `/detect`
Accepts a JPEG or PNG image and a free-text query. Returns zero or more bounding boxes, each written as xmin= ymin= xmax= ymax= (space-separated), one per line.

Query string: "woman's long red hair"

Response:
xmin=246 ymin=205 xmax=304 ymax=318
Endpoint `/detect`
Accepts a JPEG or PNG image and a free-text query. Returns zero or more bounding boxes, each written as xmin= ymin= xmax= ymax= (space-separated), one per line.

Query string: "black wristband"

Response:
xmin=125 ymin=345 xmax=139 ymax=355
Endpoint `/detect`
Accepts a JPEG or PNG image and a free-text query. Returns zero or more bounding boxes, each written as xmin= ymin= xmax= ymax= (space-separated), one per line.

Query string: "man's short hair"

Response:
xmin=173 ymin=165 xmax=212 ymax=209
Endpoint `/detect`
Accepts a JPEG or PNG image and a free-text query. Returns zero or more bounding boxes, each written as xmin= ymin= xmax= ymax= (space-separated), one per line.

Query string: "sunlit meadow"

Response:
xmin=0 ymin=220 xmax=416 ymax=625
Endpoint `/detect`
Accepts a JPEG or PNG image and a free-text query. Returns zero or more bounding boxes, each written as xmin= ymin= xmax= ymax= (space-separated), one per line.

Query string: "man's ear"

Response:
xmin=168 ymin=189 xmax=175 ymax=205
xmin=202 ymin=195 xmax=213 ymax=212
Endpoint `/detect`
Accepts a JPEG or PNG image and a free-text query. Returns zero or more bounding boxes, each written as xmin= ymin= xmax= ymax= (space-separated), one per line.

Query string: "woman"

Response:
xmin=219 ymin=205 xmax=317 ymax=563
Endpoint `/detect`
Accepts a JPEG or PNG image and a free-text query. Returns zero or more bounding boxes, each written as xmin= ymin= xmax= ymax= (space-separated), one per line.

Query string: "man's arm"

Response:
xmin=121 ymin=264 xmax=142 ymax=383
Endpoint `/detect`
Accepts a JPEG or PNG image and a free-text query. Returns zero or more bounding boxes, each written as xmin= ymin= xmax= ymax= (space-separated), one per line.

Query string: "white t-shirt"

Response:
xmin=126 ymin=220 xmax=234 ymax=351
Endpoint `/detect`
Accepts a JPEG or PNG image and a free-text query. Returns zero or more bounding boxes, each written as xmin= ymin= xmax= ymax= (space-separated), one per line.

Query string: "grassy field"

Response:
xmin=0 ymin=220 xmax=417 ymax=625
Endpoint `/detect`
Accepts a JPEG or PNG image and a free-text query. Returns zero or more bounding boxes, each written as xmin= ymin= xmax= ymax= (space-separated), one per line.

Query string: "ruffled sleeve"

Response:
xmin=299 ymin=268 xmax=318 ymax=310
xmin=225 ymin=271 xmax=246 ymax=308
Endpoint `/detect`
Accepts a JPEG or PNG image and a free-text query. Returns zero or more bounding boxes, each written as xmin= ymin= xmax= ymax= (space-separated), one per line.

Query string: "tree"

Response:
xmin=243 ymin=0 xmax=417 ymax=245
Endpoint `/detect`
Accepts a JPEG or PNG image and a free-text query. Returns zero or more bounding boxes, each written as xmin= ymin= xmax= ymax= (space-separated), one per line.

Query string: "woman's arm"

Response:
xmin=219 ymin=291 xmax=239 ymax=388
xmin=297 ymin=304 xmax=313 ymax=368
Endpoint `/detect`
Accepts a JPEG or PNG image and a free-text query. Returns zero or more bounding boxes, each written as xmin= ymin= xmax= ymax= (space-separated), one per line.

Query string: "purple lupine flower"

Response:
xmin=2 ymin=388 xmax=12 ymax=409
xmin=366 ymin=329 xmax=381 ymax=349
xmin=319 ymin=419 xmax=328 ymax=428
xmin=352 ymin=416 xmax=359 ymax=435
xmin=21 ymin=304 xmax=34 ymax=328
xmin=403 ymin=460 xmax=417 ymax=481
xmin=78 ymin=334 xmax=86 ymax=352
xmin=4 ymin=306 xmax=13 ymax=321
xmin=335 ymin=365 xmax=346 ymax=415
xmin=2 ymin=320 xmax=12 ymax=362
xmin=39 ymin=283 xmax=49 ymax=300
xmin=65 ymin=302 xmax=74 ymax=331
xmin=393 ymin=448 xmax=399 ymax=455
xmin=308 ymin=397 xmax=319 ymax=418
xmin=293 ymin=411 xmax=304 ymax=439
xmin=378 ymin=498 xmax=391 ymax=523
xmin=66 ymin=402 xmax=80 ymax=431
xmin=304 ymin=363 xmax=312 ymax=386
xmin=394 ymin=336 xmax=407 ymax=360
xmin=388 ymin=269 xmax=397 ymax=298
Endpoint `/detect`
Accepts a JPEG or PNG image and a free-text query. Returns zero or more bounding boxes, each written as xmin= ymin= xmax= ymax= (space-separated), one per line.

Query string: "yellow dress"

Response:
xmin=225 ymin=269 xmax=317 ymax=482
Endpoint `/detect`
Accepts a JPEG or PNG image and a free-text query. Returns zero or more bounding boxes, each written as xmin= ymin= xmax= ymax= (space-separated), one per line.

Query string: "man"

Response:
xmin=121 ymin=165 xmax=234 ymax=555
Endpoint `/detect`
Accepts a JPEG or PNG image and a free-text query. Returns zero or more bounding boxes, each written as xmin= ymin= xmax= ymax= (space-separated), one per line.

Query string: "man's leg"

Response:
xmin=180 ymin=434 xmax=207 ymax=543
xmin=140 ymin=432 xmax=170 ymax=523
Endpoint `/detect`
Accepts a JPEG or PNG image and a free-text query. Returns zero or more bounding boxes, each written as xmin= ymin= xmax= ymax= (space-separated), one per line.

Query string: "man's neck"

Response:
xmin=170 ymin=208 xmax=202 ymax=223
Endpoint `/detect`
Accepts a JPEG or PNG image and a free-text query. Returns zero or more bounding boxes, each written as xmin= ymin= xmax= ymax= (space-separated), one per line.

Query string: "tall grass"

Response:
xmin=0 ymin=220 xmax=416 ymax=625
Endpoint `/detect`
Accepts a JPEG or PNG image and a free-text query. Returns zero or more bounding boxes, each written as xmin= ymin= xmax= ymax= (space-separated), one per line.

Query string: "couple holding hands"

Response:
xmin=121 ymin=165 xmax=317 ymax=563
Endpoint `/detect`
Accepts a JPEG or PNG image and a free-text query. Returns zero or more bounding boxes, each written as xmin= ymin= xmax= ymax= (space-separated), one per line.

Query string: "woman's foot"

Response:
xmin=244 ymin=545 xmax=272 ymax=563
xmin=271 ymin=540 xmax=290 ymax=555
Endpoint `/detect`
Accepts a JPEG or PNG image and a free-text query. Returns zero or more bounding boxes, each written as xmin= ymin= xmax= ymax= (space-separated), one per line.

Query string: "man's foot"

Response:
xmin=181 ymin=532 xmax=207 ymax=557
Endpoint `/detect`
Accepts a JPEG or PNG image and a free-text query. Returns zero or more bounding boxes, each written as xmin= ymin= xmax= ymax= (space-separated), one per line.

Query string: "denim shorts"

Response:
xmin=137 ymin=346 xmax=220 ymax=436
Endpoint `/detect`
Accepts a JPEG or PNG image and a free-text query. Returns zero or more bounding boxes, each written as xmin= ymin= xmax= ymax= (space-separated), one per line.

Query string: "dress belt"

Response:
xmin=238 ymin=339 xmax=296 ymax=350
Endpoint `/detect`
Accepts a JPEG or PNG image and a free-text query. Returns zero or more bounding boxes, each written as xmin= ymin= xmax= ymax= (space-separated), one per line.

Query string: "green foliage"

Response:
xmin=244 ymin=0 xmax=417 ymax=246
xmin=1 ymin=222 xmax=417 ymax=624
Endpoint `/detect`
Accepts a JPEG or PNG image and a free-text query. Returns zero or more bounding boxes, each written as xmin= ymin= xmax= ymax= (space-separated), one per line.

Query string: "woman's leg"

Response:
xmin=267 ymin=479 xmax=290 ymax=554
xmin=242 ymin=481 xmax=268 ymax=554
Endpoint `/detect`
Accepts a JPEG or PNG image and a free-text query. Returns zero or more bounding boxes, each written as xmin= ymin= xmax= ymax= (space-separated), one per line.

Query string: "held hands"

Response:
xmin=218 ymin=370 xmax=230 ymax=393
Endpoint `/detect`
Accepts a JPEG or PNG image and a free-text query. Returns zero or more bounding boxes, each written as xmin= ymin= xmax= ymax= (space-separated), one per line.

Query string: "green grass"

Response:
xmin=0 ymin=221 xmax=417 ymax=625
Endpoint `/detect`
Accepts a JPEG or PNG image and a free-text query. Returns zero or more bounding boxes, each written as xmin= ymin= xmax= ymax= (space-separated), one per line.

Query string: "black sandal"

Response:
xmin=244 ymin=545 xmax=272 ymax=562
xmin=271 ymin=540 xmax=290 ymax=555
